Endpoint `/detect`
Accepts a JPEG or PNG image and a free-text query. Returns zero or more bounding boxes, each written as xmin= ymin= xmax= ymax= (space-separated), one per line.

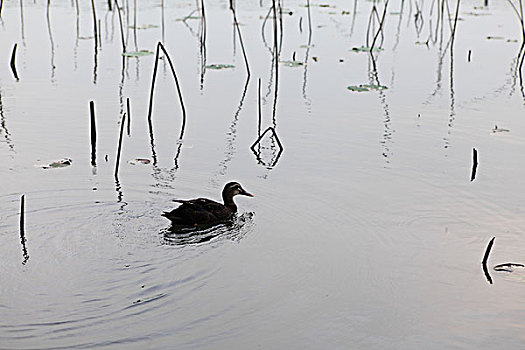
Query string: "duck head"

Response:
xmin=222 ymin=182 xmax=254 ymax=209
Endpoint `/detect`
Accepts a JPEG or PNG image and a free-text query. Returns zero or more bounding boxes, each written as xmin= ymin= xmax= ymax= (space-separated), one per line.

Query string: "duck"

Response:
xmin=162 ymin=182 xmax=254 ymax=226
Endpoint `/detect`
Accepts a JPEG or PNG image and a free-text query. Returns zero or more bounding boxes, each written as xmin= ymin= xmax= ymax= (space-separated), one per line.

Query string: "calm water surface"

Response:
xmin=1 ymin=0 xmax=525 ymax=348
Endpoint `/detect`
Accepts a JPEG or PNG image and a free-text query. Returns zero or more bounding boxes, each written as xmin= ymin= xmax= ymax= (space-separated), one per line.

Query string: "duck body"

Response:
xmin=162 ymin=182 xmax=253 ymax=226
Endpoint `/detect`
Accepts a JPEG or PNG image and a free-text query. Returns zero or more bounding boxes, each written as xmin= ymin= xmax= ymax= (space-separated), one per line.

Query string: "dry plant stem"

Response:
xmin=306 ymin=0 xmax=312 ymax=43
xmin=90 ymin=0 xmax=98 ymax=48
xmin=230 ymin=2 xmax=251 ymax=78
xmin=482 ymin=237 xmax=495 ymax=284
xmin=10 ymin=43 xmax=19 ymax=81
xmin=450 ymin=0 xmax=461 ymax=47
xmin=20 ymin=195 xmax=25 ymax=239
xmin=126 ymin=97 xmax=131 ymax=136
xmin=19 ymin=194 xmax=28 ymax=265
xmin=90 ymin=101 xmax=97 ymax=166
xmin=482 ymin=237 xmax=495 ymax=267
xmin=366 ymin=6 xmax=380 ymax=47
xmin=146 ymin=42 xmax=187 ymax=164
xmin=115 ymin=0 xmax=126 ymax=52
xmin=370 ymin=0 xmax=389 ymax=52
xmin=115 ymin=113 xmax=127 ymax=177
xmin=470 ymin=147 xmax=478 ymax=181
xmin=258 ymin=78 xmax=262 ymax=136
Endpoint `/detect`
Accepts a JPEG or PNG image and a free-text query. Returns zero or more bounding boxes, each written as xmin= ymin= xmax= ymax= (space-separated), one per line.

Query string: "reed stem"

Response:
xmin=10 ymin=43 xmax=19 ymax=81
xmin=115 ymin=113 xmax=127 ymax=177
xmin=90 ymin=101 xmax=97 ymax=166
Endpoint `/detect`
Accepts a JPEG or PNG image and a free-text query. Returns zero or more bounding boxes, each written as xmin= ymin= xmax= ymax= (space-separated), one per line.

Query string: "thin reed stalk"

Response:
xmin=115 ymin=0 xmax=126 ymax=52
xmin=90 ymin=101 xmax=97 ymax=166
xmin=230 ymin=0 xmax=251 ymax=78
xmin=90 ymin=0 xmax=98 ymax=48
xmin=19 ymin=194 xmax=29 ymax=264
xmin=482 ymin=237 xmax=495 ymax=284
xmin=115 ymin=113 xmax=127 ymax=177
xmin=10 ymin=44 xmax=19 ymax=81
xmin=146 ymin=42 xmax=187 ymax=165
xmin=126 ymin=97 xmax=131 ymax=136
xmin=369 ymin=0 xmax=389 ymax=52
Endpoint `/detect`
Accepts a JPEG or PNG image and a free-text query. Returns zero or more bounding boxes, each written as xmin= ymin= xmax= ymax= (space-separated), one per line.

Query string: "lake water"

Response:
xmin=2 ymin=0 xmax=525 ymax=348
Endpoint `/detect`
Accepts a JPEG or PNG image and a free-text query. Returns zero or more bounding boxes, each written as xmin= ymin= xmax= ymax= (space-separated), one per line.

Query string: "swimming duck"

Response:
xmin=162 ymin=182 xmax=254 ymax=226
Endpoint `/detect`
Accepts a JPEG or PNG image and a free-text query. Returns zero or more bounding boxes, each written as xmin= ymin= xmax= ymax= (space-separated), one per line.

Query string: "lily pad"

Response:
xmin=280 ymin=60 xmax=304 ymax=67
xmin=37 ymin=158 xmax=72 ymax=169
xmin=347 ymin=84 xmax=388 ymax=92
xmin=206 ymin=64 xmax=235 ymax=70
xmin=351 ymin=45 xmax=384 ymax=52
xmin=122 ymin=50 xmax=154 ymax=57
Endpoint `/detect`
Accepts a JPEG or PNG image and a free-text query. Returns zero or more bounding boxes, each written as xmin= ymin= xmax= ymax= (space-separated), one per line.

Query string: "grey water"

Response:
xmin=2 ymin=0 xmax=525 ymax=348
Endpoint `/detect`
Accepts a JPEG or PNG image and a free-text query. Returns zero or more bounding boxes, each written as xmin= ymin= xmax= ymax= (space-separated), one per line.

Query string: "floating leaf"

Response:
xmin=37 ymin=158 xmax=72 ymax=169
xmin=494 ymin=263 xmax=525 ymax=272
xmin=280 ymin=60 xmax=304 ymax=67
xmin=347 ymin=84 xmax=388 ymax=92
xmin=206 ymin=64 xmax=235 ymax=70
xmin=492 ymin=125 xmax=510 ymax=133
xmin=128 ymin=158 xmax=151 ymax=165
xmin=122 ymin=50 xmax=154 ymax=57
xmin=351 ymin=45 xmax=384 ymax=52
xmin=486 ymin=36 xmax=504 ymax=40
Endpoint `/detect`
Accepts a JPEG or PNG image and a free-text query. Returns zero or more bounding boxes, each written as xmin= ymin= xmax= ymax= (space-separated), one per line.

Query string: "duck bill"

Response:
xmin=242 ymin=191 xmax=254 ymax=197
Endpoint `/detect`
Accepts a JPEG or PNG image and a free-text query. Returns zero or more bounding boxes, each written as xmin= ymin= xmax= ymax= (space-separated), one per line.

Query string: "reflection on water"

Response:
xmin=162 ymin=212 xmax=255 ymax=246
xmin=3 ymin=0 xmax=525 ymax=348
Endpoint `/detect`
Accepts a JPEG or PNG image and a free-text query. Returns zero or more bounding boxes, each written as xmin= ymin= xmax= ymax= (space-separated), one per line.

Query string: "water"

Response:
xmin=2 ymin=0 xmax=525 ymax=348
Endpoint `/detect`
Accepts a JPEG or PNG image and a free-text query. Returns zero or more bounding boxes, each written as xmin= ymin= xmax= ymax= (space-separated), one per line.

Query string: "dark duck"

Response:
xmin=162 ymin=182 xmax=254 ymax=226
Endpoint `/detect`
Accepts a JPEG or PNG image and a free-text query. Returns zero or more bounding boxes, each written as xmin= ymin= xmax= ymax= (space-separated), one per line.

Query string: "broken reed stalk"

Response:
xmin=115 ymin=112 xmax=127 ymax=177
xmin=369 ymin=0 xmax=389 ymax=52
xmin=115 ymin=0 xmax=126 ymax=53
xmin=10 ymin=43 xmax=19 ymax=81
xmin=90 ymin=101 xmax=97 ymax=166
xmin=258 ymin=78 xmax=262 ymax=136
xmin=133 ymin=0 xmax=138 ymax=50
xmin=306 ymin=0 xmax=312 ymax=43
xmin=20 ymin=194 xmax=25 ymax=238
xmin=470 ymin=147 xmax=478 ymax=181
xmin=146 ymin=42 xmax=187 ymax=165
xmin=230 ymin=0 xmax=251 ymax=78
xmin=482 ymin=237 xmax=496 ymax=267
xmin=272 ymin=0 xmax=279 ymax=89
xmin=147 ymin=42 xmax=187 ymax=128
xmin=126 ymin=97 xmax=131 ymax=136
xmin=107 ymin=0 xmax=112 ymax=11
xmin=90 ymin=0 xmax=98 ymax=48
xmin=201 ymin=0 xmax=207 ymax=46
xmin=19 ymin=194 xmax=29 ymax=265
xmin=366 ymin=6 xmax=380 ymax=47
xmin=482 ymin=236 xmax=495 ymax=284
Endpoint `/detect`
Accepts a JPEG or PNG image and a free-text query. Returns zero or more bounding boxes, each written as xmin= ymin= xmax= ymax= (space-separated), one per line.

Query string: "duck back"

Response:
xmin=162 ymin=198 xmax=234 ymax=226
